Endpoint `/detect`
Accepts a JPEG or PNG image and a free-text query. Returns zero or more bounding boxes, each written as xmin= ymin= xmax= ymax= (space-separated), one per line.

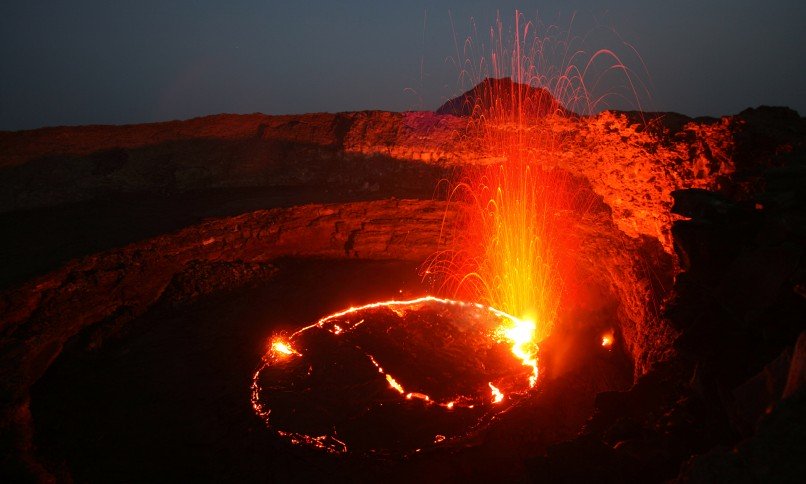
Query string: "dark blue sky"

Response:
xmin=1 ymin=1 xmax=804 ymax=130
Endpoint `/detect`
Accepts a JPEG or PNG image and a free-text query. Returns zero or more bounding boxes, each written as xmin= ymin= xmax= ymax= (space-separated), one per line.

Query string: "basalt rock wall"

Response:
xmin=3 ymin=108 xmax=801 ymax=255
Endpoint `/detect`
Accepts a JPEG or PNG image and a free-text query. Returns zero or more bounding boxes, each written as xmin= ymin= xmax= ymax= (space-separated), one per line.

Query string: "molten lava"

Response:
xmin=601 ymin=332 xmax=614 ymax=350
xmin=251 ymin=297 xmax=539 ymax=454
xmin=270 ymin=338 xmax=299 ymax=358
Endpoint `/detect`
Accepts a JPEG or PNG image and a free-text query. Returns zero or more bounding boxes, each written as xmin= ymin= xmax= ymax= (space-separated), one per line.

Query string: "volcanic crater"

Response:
xmin=1 ymin=82 xmax=804 ymax=482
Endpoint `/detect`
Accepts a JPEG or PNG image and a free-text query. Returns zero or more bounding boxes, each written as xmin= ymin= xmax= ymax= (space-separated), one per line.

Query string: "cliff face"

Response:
xmin=2 ymin=108 xmax=800 ymax=254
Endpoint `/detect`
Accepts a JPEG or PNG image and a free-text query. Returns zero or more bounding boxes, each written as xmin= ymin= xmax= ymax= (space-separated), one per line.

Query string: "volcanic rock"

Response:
xmin=159 ymin=260 xmax=279 ymax=307
xmin=679 ymin=390 xmax=806 ymax=483
xmin=435 ymin=77 xmax=566 ymax=117
xmin=524 ymin=130 xmax=806 ymax=481
xmin=3 ymin=103 xmax=801 ymax=262
xmin=785 ymin=331 xmax=806 ymax=398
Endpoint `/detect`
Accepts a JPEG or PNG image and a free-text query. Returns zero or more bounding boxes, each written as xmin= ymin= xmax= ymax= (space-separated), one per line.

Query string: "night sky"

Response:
xmin=1 ymin=0 xmax=804 ymax=130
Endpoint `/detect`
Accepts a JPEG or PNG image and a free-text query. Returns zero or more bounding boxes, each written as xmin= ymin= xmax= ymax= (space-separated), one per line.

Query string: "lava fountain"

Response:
xmin=252 ymin=11 xmax=646 ymax=455
xmin=426 ymin=10 xmax=648 ymax=341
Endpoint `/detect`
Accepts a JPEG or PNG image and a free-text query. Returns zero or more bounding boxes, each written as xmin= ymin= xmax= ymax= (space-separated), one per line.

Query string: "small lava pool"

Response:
xmin=251 ymin=297 xmax=539 ymax=454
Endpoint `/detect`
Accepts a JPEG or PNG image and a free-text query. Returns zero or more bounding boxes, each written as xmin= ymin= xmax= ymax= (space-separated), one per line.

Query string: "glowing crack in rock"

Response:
xmin=251 ymin=296 xmax=540 ymax=454
xmin=385 ymin=374 xmax=405 ymax=394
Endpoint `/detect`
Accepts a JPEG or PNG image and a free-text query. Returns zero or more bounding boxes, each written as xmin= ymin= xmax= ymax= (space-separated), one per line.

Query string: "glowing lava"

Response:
xmin=498 ymin=316 xmax=539 ymax=387
xmin=251 ymin=297 xmax=539 ymax=454
xmin=270 ymin=338 xmax=299 ymax=358
xmin=488 ymin=382 xmax=505 ymax=404
xmin=601 ymin=332 xmax=614 ymax=350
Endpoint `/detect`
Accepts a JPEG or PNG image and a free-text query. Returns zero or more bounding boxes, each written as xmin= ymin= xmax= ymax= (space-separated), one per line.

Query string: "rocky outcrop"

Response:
xmin=435 ymin=77 xmax=566 ymax=117
xmin=540 ymin=112 xmax=737 ymax=250
xmin=526 ymin=154 xmax=806 ymax=482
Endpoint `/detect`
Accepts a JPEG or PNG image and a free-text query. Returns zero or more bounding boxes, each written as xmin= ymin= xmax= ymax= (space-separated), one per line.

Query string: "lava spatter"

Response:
xmin=251 ymin=296 xmax=539 ymax=454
